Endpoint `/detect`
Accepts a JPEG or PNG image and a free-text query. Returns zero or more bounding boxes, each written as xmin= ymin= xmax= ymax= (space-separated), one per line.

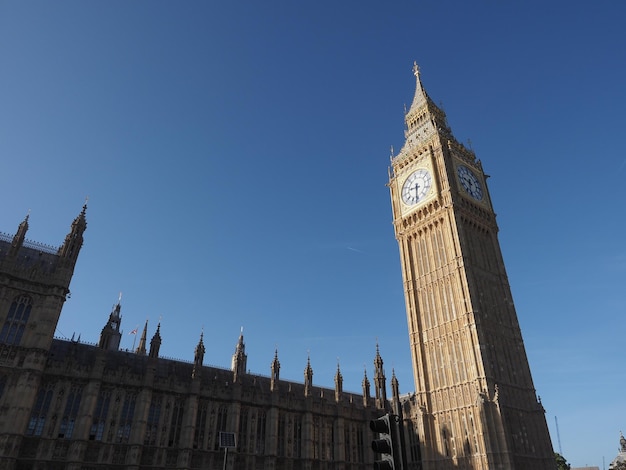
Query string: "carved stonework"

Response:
xmin=389 ymin=65 xmax=555 ymax=469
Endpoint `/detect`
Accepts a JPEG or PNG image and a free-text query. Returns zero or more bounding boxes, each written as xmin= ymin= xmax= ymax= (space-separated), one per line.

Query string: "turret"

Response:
xmin=231 ymin=328 xmax=247 ymax=383
xmin=374 ymin=342 xmax=387 ymax=409
xmin=270 ymin=349 xmax=280 ymax=391
xmin=0 ymin=207 xmax=87 ymax=351
xmin=9 ymin=213 xmax=29 ymax=257
xmin=391 ymin=369 xmax=401 ymax=415
xmin=304 ymin=354 xmax=313 ymax=397
xmin=192 ymin=332 xmax=205 ymax=378
xmin=58 ymin=203 xmax=87 ymax=265
xmin=362 ymin=367 xmax=371 ymax=407
xmin=334 ymin=361 xmax=343 ymax=402
xmin=98 ymin=296 xmax=122 ymax=351
xmin=149 ymin=323 xmax=161 ymax=358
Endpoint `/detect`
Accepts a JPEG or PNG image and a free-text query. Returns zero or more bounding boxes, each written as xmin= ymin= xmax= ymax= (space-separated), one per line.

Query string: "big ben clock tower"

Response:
xmin=389 ymin=64 xmax=555 ymax=470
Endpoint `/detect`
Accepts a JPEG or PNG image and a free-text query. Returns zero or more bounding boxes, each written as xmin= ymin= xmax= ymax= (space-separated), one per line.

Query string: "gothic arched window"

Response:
xmin=0 ymin=295 xmax=32 ymax=346
xmin=26 ymin=383 xmax=54 ymax=436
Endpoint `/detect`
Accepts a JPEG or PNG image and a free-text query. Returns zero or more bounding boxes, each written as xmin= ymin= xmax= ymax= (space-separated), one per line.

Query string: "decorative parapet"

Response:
xmin=0 ymin=232 xmax=59 ymax=254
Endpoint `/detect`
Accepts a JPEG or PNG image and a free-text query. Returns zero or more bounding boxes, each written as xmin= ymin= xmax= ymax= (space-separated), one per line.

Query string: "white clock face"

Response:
xmin=457 ymin=165 xmax=483 ymax=200
xmin=401 ymin=169 xmax=432 ymax=205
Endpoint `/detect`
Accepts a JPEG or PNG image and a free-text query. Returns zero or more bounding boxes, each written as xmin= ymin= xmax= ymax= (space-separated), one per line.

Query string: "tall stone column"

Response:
xmin=126 ymin=362 xmax=155 ymax=469
xmin=177 ymin=379 xmax=200 ymax=469
xmin=301 ymin=403 xmax=313 ymax=470
xmin=264 ymin=392 xmax=280 ymax=470
xmin=333 ymin=416 xmax=345 ymax=470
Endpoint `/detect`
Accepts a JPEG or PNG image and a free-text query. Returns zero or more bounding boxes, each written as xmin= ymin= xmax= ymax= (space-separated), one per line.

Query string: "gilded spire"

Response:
xmin=408 ymin=61 xmax=428 ymax=114
xmin=395 ymin=62 xmax=451 ymax=159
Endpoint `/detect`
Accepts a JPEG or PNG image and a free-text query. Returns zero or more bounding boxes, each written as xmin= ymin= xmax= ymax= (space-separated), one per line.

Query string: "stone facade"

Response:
xmin=387 ymin=64 xmax=555 ymax=470
xmin=0 ymin=209 xmax=406 ymax=470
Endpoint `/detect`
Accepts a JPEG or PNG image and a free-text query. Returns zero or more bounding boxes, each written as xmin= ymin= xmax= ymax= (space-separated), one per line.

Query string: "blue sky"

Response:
xmin=1 ymin=1 xmax=625 ymax=467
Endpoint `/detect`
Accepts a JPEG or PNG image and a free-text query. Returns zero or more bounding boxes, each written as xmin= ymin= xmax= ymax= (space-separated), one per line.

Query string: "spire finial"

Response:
xmin=413 ymin=61 xmax=420 ymax=78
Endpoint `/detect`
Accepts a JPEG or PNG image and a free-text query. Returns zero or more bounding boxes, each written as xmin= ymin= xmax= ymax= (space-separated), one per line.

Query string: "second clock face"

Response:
xmin=457 ymin=165 xmax=483 ymax=200
xmin=401 ymin=169 xmax=432 ymax=205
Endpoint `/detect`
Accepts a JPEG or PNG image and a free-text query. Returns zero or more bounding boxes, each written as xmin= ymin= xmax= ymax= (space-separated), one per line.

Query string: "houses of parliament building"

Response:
xmin=0 ymin=206 xmax=401 ymax=470
xmin=0 ymin=65 xmax=555 ymax=470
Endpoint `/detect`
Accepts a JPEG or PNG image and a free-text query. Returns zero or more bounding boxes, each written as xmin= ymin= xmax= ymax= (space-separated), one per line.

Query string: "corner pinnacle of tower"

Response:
xmin=272 ymin=348 xmax=280 ymax=365
xmin=375 ymin=340 xmax=383 ymax=362
xmin=195 ymin=331 xmax=205 ymax=355
xmin=75 ymin=199 xmax=88 ymax=226
xmin=304 ymin=351 xmax=313 ymax=374
xmin=10 ymin=211 xmax=30 ymax=253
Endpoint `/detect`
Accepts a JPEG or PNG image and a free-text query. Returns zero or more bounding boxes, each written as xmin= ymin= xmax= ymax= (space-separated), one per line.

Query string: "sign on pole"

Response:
xmin=219 ymin=431 xmax=236 ymax=470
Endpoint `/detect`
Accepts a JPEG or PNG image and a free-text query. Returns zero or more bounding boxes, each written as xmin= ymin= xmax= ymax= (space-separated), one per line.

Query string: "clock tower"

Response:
xmin=389 ymin=64 xmax=554 ymax=469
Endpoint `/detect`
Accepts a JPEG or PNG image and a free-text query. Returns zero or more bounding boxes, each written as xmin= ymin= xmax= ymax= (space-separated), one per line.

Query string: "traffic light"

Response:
xmin=370 ymin=413 xmax=403 ymax=470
